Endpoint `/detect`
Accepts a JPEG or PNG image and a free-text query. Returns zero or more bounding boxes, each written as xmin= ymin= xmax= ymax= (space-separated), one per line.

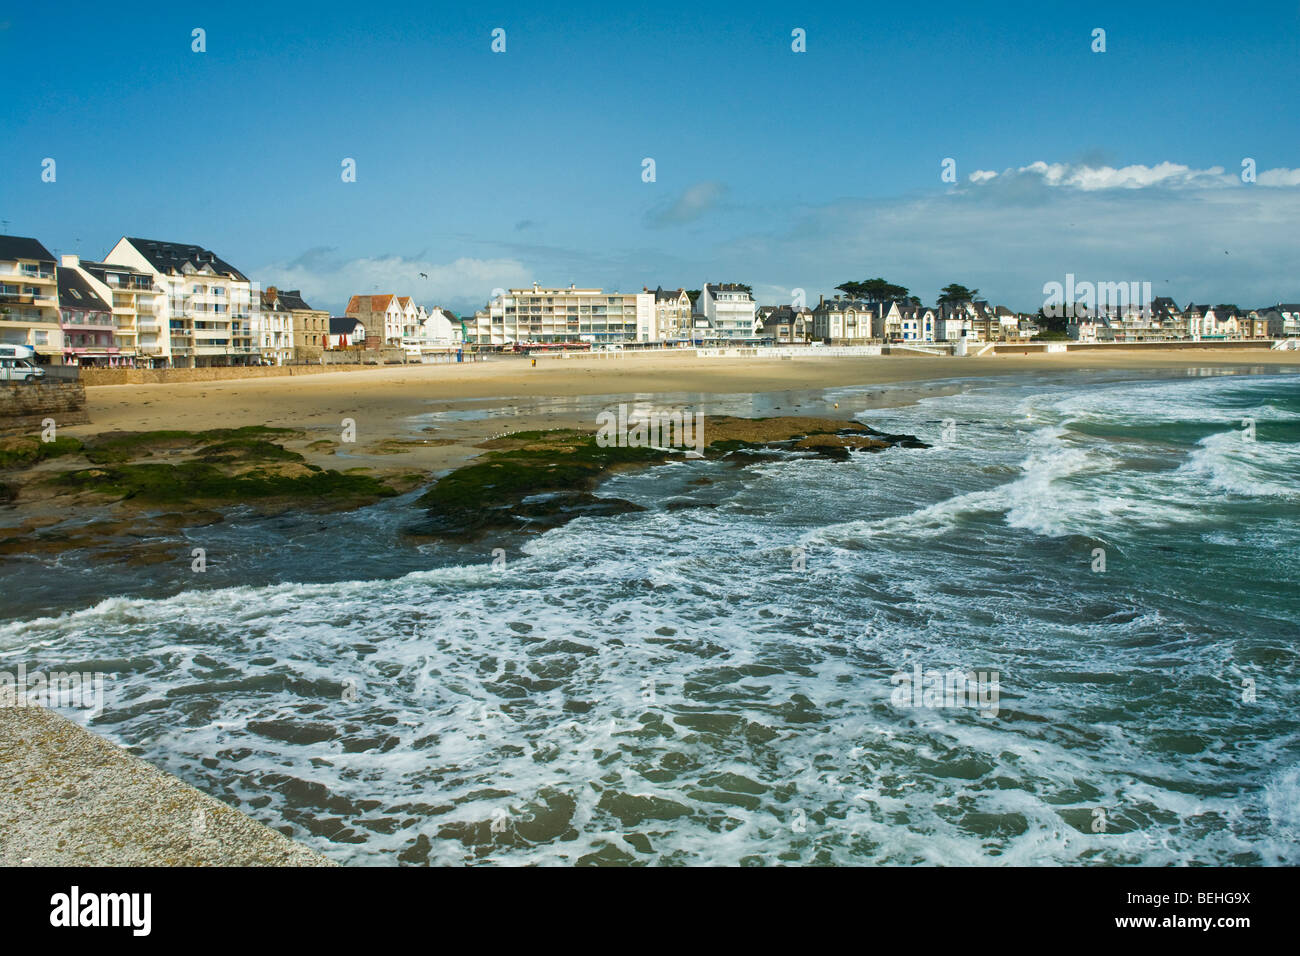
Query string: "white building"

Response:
xmin=105 ymin=238 xmax=259 ymax=367
xmin=466 ymin=284 xmax=653 ymax=346
xmin=405 ymin=306 xmax=461 ymax=352
xmin=696 ymin=283 xmax=757 ymax=340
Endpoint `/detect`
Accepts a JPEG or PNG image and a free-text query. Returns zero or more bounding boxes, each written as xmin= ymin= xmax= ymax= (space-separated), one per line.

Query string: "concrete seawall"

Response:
xmin=0 ymin=702 xmax=332 ymax=866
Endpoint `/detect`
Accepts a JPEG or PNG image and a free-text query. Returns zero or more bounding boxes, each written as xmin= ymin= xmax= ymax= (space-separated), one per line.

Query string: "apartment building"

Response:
xmin=0 ymin=236 xmax=61 ymax=363
xmin=57 ymin=266 xmax=123 ymax=366
xmin=105 ymin=238 xmax=258 ymax=367
xmin=466 ymin=284 xmax=654 ymax=346
xmin=696 ymin=283 xmax=757 ymax=340
xmin=67 ymin=256 xmax=162 ymax=366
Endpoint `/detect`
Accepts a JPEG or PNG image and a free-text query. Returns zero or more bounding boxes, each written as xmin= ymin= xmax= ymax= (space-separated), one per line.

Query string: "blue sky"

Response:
xmin=4 ymin=0 xmax=1298 ymax=314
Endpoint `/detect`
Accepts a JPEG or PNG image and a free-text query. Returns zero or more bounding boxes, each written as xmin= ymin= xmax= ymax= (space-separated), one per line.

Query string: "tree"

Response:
xmin=1213 ymin=303 xmax=1240 ymax=314
xmin=834 ymin=278 xmax=910 ymax=302
xmin=685 ymin=290 xmax=701 ymax=304
xmin=938 ymin=284 xmax=979 ymax=305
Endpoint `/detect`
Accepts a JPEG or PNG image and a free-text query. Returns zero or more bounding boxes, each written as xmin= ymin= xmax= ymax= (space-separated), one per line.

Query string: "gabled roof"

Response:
xmin=330 ymin=316 xmax=365 ymax=335
xmin=80 ymin=258 xmax=153 ymax=282
xmin=816 ymin=296 xmax=879 ymax=314
xmin=0 ymin=235 xmax=56 ymax=264
xmin=652 ymin=285 xmax=688 ymax=302
xmin=346 ymin=294 xmax=396 ymax=314
xmin=124 ymin=238 xmax=247 ymax=281
xmin=263 ymin=287 xmax=314 ymax=310
xmin=57 ymin=267 xmax=112 ymax=312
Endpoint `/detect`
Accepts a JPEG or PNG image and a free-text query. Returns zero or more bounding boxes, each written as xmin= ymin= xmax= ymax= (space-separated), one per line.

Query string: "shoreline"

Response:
xmin=69 ymin=349 xmax=1300 ymax=476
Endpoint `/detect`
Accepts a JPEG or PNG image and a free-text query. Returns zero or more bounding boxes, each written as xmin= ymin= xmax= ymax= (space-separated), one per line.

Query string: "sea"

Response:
xmin=2 ymin=365 xmax=1298 ymax=865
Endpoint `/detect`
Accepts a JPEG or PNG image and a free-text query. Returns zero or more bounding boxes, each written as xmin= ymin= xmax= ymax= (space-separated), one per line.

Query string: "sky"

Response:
xmin=3 ymin=0 xmax=1298 ymax=315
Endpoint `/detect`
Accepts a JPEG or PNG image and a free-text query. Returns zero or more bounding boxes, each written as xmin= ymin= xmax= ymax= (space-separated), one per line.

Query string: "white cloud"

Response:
xmin=709 ymin=159 xmax=1300 ymax=310
xmin=647 ymin=181 xmax=728 ymax=226
xmin=966 ymin=160 xmax=1300 ymax=191
xmin=256 ymin=249 xmax=531 ymax=314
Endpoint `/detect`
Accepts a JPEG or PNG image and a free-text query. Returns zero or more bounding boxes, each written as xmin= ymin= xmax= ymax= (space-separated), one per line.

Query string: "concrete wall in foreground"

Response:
xmin=0 ymin=701 xmax=332 ymax=866
xmin=0 ymin=383 xmax=89 ymax=435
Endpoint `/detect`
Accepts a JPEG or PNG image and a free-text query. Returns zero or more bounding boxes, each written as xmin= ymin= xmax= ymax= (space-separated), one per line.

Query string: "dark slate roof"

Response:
xmin=652 ymin=285 xmax=688 ymax=302
xmin=274 ymin=289 xmax=315 ymax=312
xmin=79 ymin=258 xmax=153 ymax=281
xmin=57 ymin=267 xmax=112 ymax=313
xmin=260 ymin=290 xmax=287 ymax=312
xmin=329 ymin=316 xmax=364 ymax=335
xmin=816 ymin=296 xmax=879 ymax=313
xmin=704 ymin=283 xmax=753 ymax=297
xmin=125 ymin=237 xmax=247 ymax=281
xmin=261 ymin=288 xmax=318 ymax=313
xmin=0 ymin=235 xmax=56 ymax=264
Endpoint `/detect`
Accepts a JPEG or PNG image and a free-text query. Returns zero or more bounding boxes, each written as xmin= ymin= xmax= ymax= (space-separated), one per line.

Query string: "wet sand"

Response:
xmin=70 ymin=349 xmax=1300 ymax=475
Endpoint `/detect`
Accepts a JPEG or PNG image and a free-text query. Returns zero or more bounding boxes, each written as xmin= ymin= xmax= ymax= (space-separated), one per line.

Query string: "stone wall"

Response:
xmin=79 ymin=362 xmax=386 ymax=386
xmin=0 ymin=383 xmax=89 ymax=435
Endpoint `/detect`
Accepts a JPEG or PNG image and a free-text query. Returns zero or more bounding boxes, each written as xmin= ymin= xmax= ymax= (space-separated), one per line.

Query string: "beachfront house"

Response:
xmin=1257 ymin=304 xmax=1300 ymax=338
xmin=811 ymin=295 xmax=879 ymax=343
xmin=256 ymin=287 xmax=295 ymax=366
xmin=346 ymin=294 xmax=405 ymax=348
xmin=262 ymin=287 xmax=329 ymax=363
xmin=696 ymin=283 xmax=757 ymax=341
xmin=327 ymin=316 xmax=366 ymax=349
xmin=647 ymin=287 xmax=693 ymax=342
xmin=404 ymin=306 xmax=460 ymax=352
xmin=755 ymin=305 xmax=812 ymax=343
xmin=935 ymin=302 xmax=975 ymax=342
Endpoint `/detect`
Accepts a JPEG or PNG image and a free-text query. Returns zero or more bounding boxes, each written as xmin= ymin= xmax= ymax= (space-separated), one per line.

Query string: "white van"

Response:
xmin=0 ymin=345 xmax=45 ymax=383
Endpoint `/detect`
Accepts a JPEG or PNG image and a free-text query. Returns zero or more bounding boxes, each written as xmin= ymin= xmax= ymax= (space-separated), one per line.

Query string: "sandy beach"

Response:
xmin=68 ymin=349 xmax=1300 ymax=474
